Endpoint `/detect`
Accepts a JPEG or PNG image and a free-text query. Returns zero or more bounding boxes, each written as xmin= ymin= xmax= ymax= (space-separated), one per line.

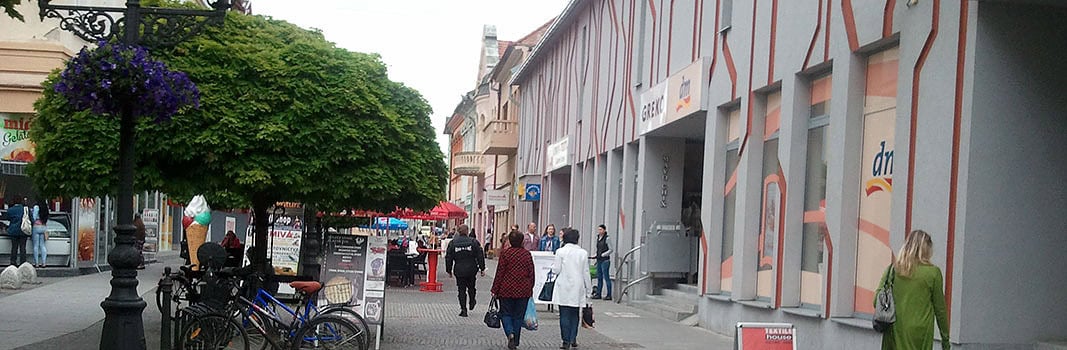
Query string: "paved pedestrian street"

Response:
xmin=381 ymin=258 xmax=733 ymax=350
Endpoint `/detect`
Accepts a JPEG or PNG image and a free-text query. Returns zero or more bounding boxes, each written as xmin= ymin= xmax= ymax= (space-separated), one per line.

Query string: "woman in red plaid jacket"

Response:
xmin=491 ymin=230 xmax=536 ymax=349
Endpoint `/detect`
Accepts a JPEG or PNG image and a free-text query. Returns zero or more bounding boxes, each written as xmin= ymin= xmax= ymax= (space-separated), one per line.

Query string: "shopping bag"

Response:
xmin=523 ymin=298 xmax=538 ymax=331
xmin=581 ymin=304 xmax=595 ymax=328
xmin=484 ymin=297 xmax=501 ymax=328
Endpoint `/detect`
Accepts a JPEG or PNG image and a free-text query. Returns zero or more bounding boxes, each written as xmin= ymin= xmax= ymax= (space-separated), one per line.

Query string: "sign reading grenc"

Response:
xmin=546 ymin=137 xmax=569 ymax=171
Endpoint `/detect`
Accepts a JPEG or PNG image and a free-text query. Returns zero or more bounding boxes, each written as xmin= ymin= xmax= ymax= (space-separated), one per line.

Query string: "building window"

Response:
xmin=756 ymin=92 xmax=783 ymax=302
xmin=854 ymin=47 xmax=899 ymax=317
xmin=800 ymin=74 xmax=831 ymax=310
xmin=721 ymin=108 xmax=741 ymax=294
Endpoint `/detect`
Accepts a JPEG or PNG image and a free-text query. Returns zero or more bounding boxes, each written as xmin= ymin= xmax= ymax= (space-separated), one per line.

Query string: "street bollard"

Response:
xmin=160 ymin=267 xmax=173 ymax=350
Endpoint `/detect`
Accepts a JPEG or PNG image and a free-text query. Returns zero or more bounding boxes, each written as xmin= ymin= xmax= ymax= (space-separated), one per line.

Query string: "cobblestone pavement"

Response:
xmin=381 ymin=259 xmax=641 ymax=350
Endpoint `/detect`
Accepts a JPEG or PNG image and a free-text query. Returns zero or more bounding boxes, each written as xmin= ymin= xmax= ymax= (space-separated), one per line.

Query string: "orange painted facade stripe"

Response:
xmin=883 ymin=0 xmax=896 ymax=38
xmin=803 ymin=0 xmax=824 ymax=70
xmin=946 ymin=0 xmax=968 ymax=323
xmin=858 ymin=218 xmax=891 ymax=248
xmin=906 ymin=0 xmax=940 ymax=235
xmin=841 ymin=0 xmax=860 ymax=51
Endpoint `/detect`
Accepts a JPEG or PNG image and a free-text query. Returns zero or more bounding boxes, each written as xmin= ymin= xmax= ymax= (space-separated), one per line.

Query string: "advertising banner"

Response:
xmin=75 ymin=198 xmax=98 ymax=267
xmin=142 ymin=208 xmax=159 ymax=262
xmin=546 ymin=137 xmax=569 ymax=171
xmin=225 ymin=216 xmax=236 ymax=235
xmin=244 ymin=203 xmax=304 ymax=295
xmin=736 ymin=323 xmax=796 ymax=350
xmin=0 ymin=113 xmax=35 ymax=163
xmin=638 ymin=81 xmax=668 ymax=135
xmin=320 ymin=233 xmax=387 ymax=326
xmin=531 ymin=251 xmax=556 ymax=305
xmin=485 ymin=189 xmax=509 ymax=207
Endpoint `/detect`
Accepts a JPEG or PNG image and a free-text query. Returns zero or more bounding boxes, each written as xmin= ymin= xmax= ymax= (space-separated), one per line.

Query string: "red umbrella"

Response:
xmin=430 ymin=201 xmax=467 ymax=219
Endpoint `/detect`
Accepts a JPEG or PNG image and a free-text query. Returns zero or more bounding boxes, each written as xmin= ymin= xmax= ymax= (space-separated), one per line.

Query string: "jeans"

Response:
xmin=499 ymin=297 xmax=529 ymax=341
xmin=596 ymin=259 xmax=612 ymax=297
xmin=32 ymin=232 xmax=47 ymax=265
xmin=9 ymin=235 xmax=27 ymax=266
xmin=559 ymin=305 xmax=580 ymax=344
xmin=456 ymin=276 xmax=477 ymax=310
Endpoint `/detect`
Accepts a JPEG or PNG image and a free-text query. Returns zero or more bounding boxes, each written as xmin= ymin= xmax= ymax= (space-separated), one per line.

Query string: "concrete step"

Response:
xmin=673 ymin=283 xmax=700 ymax=294
xmin=645 ymin=294 xmax=698 ymax=314
xmin=659 ymin=288 xmax=700 ymax=303
xmin=630 ymin=299 xmax=696 ymax=322
xmin=1037 ymin=342 xmax=1067 ymax=350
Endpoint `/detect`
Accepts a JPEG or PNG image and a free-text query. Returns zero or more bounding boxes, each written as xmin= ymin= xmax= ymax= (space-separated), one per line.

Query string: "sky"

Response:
xmin=251 ymin=0 xmax=571 ymax=156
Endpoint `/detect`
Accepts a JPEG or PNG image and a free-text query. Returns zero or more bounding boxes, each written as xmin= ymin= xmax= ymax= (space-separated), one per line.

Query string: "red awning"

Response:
xmin=430 ymin=201 xmax=468 ymax=219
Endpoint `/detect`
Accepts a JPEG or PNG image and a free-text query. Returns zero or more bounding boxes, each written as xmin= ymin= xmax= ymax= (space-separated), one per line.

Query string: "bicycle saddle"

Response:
xmin=289 ymin=281 xmax=322 ymax=294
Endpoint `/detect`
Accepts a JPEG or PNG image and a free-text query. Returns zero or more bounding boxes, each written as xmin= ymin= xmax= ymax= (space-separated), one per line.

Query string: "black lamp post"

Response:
xmin=36 ymin=1 xmax=229 ymax=349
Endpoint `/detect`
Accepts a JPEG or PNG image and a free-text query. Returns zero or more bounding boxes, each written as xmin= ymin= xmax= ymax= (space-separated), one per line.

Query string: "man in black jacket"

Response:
xmin=445 ymin=224 xmax=485 ymax=317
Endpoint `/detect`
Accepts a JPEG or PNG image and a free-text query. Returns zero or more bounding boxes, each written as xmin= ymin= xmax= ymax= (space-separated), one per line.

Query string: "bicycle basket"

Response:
xmin=323 ymin=277 xmax=354 ymax=305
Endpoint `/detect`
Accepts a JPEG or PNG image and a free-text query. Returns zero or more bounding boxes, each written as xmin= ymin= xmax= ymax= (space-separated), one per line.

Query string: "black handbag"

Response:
xmin=484 ymin=297 xmax=501 ymax=328
xmin=873 ymin=265 xmax=896 ymax=332
xmin=538 ymin=271 xmax=557 ymax=302
xmin=582 ymin=304 xmax=595 ymax=328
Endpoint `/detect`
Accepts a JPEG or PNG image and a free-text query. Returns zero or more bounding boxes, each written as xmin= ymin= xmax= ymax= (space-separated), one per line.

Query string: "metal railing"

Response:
xmin=614 ymin=244 xmax=646 ymax=304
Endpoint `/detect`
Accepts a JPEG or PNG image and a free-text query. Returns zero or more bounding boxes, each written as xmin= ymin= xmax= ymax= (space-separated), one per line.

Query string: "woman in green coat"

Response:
xmin=876 ymin=230 xmax=950 ymax=350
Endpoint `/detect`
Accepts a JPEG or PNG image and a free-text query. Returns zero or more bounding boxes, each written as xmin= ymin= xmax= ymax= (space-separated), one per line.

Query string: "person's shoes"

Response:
xmin=560 ymin=343 xmax=570 ymax=349
xmin=507 ymin=334 xmax=517 ymax=349
xmin=469 ymin=298 xmax=476 ymax=310
xmin=571 ymin=342 xmax=579 ymax=348
xmin=590 ymin=295 xmax=601 ymax=300
xmin=137 ymin=265 xmax=146 ymax=270
xmin=603 ymin=295 xmax=612 ymax=301
xmin=458 ymin=309 xmax=468 ymax=317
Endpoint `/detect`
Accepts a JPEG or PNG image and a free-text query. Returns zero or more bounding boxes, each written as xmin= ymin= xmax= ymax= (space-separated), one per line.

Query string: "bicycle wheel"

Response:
xmin=321 ymin=308 xmax=370 ymax=350
xmin=178 ymin=313 xmax=249 ymax=350
xmin=158 ymin=277 xmax=192 ymax=314
xmin=244 ymin=310 xmax=275 ymax=350
xmin=290 ymin=314 xmax=365 ymax=350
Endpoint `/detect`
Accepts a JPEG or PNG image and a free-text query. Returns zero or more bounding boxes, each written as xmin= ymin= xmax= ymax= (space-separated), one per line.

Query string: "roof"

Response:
xmin=498 ymin=40 xmax=513 ymax=58
xmin=509 ymin=0 xmax=589 ymax=86
xmin=486 ymin=18 xmax=555 ymax=84
xmin=517 ymin=19 xmax=555 ymax=46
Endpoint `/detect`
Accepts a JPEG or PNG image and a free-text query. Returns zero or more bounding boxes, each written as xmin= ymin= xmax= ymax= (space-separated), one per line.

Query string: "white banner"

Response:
xmin=639 ymin=81 xmax=669 ymax=135
xmin=485 ymin=189 xmax=509 ymax=207
xmin=547 ymin=137 xmax=569 ymax=171
xmin=532 ymin=251 xmax=556 ymax=304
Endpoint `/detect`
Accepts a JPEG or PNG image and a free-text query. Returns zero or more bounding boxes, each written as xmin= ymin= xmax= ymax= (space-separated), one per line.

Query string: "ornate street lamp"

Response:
xmin=36 ymin=1 xmax=230 ymax=349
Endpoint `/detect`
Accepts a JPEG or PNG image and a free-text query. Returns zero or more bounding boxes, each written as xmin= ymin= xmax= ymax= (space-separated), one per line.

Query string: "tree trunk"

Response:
xmin=251 ymin=194 xmax=272 ymax=274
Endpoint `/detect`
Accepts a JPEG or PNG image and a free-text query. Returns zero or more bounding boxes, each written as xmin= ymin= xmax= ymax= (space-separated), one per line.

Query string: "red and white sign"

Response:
xmin=736 ymin=323 xmax=796 ymax=350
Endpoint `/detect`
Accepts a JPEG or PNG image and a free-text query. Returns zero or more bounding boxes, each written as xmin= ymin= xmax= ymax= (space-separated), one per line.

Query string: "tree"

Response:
xmin=2 ymin=0 xmax=23 ymax=22
xmin=30 ymin=12 xmax=447 ymax=264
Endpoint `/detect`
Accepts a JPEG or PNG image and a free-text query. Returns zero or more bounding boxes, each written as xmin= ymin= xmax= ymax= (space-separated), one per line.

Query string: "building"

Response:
xmin=511 ymin=0 xmax=1067 ymax=348
xmin=444 ymin=23 xmax=550 ymax=245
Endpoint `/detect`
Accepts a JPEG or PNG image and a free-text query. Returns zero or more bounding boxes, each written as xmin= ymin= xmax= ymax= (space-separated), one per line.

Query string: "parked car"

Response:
xmin=0 ymin=211 xmax=73 ymax=267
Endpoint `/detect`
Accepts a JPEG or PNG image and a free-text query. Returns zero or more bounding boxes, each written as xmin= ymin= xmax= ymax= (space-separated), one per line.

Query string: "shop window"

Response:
xmin=720 ymin=108 xmax=741 ymax=294
xmin=800 ymin=74 xmax=831 ymax=310
xmin=756 ymin=92 xmax=783 ymax=302
xmin=854 ymin=47 xmax=899 ymax=317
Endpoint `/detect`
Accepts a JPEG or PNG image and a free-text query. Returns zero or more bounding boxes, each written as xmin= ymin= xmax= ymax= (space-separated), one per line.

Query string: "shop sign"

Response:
xmin=547 ymin=137 xmax=569 ymax=171
xmin=666 ymin=58 xmax=708 ymax=123
xmin=523 ymin=183 xmax=542 ymax=202
xmin=76 ymin=198 xmax=98 ymax=267
xmin=0 ymin=113 xmax=34 ymax=163
xmin=485 ymin=189 xmax=509 ymax=207
xmin=638 ymin=81 xmax=668 ymax=135
xmin=736 ymin=323 xmax=796 ymax=350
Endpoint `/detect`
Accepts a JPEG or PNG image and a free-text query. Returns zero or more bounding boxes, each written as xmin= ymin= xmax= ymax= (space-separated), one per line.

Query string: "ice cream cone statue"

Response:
xmin=182 ymin=195 xmax=212 ymax=270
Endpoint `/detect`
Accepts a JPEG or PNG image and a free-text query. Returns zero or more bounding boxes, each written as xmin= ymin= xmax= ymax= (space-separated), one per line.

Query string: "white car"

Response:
xmin=0 ymin=212 xmax=73 ymax=267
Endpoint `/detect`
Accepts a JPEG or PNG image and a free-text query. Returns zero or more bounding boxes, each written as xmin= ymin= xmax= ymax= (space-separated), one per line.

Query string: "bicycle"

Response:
xmin=228 ymin=269 xmax=369 ymax=350
xmin=178 ymin=304 xmax=248 ymax=350
xmin=157 ymin=265 xmax=204 ymax=314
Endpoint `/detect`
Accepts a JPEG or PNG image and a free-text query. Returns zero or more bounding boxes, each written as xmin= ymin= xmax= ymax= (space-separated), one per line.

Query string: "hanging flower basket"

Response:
xmin=53 ymin=40 xmax=200 ymax=122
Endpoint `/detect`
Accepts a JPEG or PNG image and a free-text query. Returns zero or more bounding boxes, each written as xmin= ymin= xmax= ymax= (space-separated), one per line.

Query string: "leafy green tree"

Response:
xmin=30 ymin=12 xmax=447 ymax=262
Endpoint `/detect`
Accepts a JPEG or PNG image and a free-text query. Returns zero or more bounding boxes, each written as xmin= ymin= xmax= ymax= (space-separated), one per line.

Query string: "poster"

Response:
xmin=0 ymin=113 xmax=35 ymax=163
xmin=225 ymin=216 xmax=236 ymax=235
xmin=142 ymin=208 xmax=159 ymax=262
xmin=75 ymin=198 xmax=98 ymax=267
xmin=531 ymin=251 xmax=556 ymax=304
xmin=736 ymin=323 xmax=796 ymax=350
xmin=320 ymin=234 xmax=387 ymax=326
xmin=243 ymin=203 xmax=304 ymax=295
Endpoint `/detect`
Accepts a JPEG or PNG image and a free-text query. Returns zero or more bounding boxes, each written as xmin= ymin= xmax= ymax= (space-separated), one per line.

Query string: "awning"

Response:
xmin=430 ymin=201 xmax=468 ymax=219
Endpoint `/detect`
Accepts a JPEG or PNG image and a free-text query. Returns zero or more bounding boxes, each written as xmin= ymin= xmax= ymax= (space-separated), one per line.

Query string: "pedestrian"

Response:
xmin=445 ymin=224 xmax=486 ymax=317
xmin=6 ymin=195 xmax=30 ymax=266
xmin=31 ymin=198 xmax=50 ymax=268
xmin=551 ymin=228 xmax=593 ymax=349
xmin=134 ymin=213 xmax=146 ymax=269
xmin=523 ymin=222 xmax=540 ymax=251
xmin=483 ymin=228 xmax=493 ymax=258
xmin=592 ymin=224 xmax=613 ymax=300
xmin=876 ymin=229 xmax=950 ymax=350
xmin=491 ymin=230 xmax=536 ymax=349
xmin=220 ymin=230 xmax=242 ymax=249
xmin=540 ymin=224 xmax=561 ymax=253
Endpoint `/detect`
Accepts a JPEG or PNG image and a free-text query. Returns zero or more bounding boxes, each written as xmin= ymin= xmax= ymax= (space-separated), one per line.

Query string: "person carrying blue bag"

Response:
xmin=491 ymin=230 xmax=536 ymax=349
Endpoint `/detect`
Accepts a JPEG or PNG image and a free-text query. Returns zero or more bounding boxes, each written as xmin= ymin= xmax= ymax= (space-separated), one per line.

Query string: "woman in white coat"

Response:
xmin=551 ymin=228 xmax=593 ymax=349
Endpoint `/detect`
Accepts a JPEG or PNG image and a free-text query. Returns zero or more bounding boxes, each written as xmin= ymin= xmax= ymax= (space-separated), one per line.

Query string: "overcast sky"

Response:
xmin=251 ymin=0 xmax=570 ymax=156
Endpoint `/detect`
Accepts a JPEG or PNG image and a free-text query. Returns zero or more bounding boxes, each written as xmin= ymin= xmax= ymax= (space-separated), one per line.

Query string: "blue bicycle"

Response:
xmin=240 ymin=277 xmax=370 ymax=350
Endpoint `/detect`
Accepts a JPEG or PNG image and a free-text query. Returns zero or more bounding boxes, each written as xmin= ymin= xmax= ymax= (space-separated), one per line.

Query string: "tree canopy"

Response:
xmin=30 ymin=11 xmax=447 ymax=216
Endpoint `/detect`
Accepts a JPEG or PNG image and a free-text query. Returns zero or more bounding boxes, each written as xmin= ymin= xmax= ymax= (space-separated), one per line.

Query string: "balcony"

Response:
xmin=452 ymin=151 xmax=485 ymax=176
xmin=481 ymin=120 xmax=519 ymax=155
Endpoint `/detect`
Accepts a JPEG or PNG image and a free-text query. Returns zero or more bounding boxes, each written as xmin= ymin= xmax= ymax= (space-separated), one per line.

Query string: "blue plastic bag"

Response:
xmin=523 ymin=298 xmax=538 ymax=331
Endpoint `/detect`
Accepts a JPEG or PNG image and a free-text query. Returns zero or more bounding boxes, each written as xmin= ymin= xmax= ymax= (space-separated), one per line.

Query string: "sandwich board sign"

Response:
xmin=735 ymin=322 xmax=796 ymax=350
